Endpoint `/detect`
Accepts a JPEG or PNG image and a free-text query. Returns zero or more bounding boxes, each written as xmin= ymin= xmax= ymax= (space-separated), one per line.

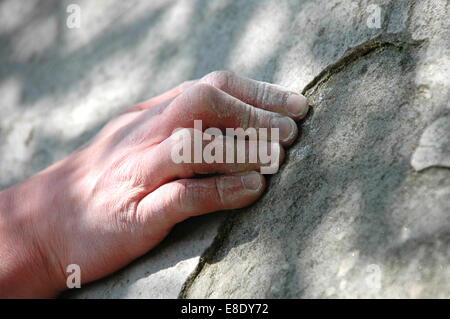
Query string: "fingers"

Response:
xmin=137 ymin=171 xmax=265 ymax=227
xmin=144 ymin=128 xmax=284 ymax=189
xmin=123 ymin=72 xmax=309 ymax=149
xmin=162 ymin=83 xmax=299 ymax=146
xmin=200 ymin=71 xmax=308 ymax=120
xmin=126 ymin=71 xmax=309 ymax=119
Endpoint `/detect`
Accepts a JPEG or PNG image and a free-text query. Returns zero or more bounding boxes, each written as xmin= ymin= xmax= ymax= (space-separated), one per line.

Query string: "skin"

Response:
xmin=0 ymin=71 xmax=309 ymax=298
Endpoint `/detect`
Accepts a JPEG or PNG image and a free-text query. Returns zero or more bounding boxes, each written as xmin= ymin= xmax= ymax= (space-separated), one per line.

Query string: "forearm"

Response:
xmin=0 ymin=171 xmax=64 ymax=298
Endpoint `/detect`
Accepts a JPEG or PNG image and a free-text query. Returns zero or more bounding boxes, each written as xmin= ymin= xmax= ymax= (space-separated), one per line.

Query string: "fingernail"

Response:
xmin=287 ymin=93 xmax=308 ymax=118
xmin=241 ymin=171 xmax=262 ymax=191
xmin=270 ymin=116 xmax=297 ymax=143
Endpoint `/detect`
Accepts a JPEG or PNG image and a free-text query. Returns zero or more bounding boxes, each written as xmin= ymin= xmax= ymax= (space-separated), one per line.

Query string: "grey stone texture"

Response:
xmin=411 ymin=116 xmax=450 ymax=171
xmin=1 ymin=0 xmax=448 ymax=298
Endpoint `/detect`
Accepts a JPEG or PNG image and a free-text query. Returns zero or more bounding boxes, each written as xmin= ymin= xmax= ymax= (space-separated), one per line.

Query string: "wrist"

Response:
xmin=0 ymin=167 xmax=67 ymax=298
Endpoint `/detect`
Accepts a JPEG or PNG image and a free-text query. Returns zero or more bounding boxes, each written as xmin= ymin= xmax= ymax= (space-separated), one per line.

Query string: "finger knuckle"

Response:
xmin=193 ymin=82 xmax=216 ymax=97
xmin=179 ymin=80 xmax=195 ymax=90
xmin=215 ymin=177 xmax=226 ymax=205
xmin=203 ymin=70 xmax=234 ymax=91
xmin=169 ymin=127 xmax=194 ymax=141
xmin=188 ymin=82 xmax=218 ymax=112
xmin=175 ymin=180 xmax=196 ymax=212
xmin=255 ymin=81 xmax=270 ymax=106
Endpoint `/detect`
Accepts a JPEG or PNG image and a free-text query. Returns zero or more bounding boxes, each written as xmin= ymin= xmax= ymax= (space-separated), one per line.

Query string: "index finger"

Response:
xmin=200 ymin=71 xmax=309 ymax=120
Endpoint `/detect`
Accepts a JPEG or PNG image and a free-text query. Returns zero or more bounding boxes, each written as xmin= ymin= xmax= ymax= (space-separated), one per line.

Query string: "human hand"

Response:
xmin=0 ymin=71 xmax=308 ymax=297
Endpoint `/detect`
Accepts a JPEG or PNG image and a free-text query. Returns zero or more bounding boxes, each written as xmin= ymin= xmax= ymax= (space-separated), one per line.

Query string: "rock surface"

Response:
xmin=411 ymin=116 xmax=450 ymax=171
xmin=184 ymin=37 xmax=450 ymax=298
xmin=1 ymin=0 xmax=448 ymax=298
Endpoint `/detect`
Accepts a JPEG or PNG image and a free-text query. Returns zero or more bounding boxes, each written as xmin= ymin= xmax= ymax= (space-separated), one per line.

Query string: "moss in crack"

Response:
xmin=302 ymin=33 xmax=425 ymax=98
xmin=178 ymin=213 xmax=238 ymax=298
